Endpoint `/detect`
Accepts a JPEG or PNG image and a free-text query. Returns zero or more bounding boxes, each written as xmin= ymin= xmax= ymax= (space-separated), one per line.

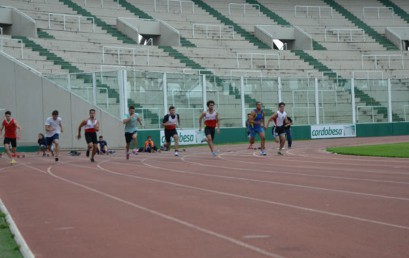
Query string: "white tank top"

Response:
xmin=276 ymin=111 xmax=287 ymax=127
xmin=85 ymin=118 xmax=97 ymax=132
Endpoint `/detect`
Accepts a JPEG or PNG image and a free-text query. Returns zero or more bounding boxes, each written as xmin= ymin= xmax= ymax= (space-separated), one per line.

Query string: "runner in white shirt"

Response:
xmin=45 ymin=110 xmax=63 ymax=162
xmin=266 ymin=102 xmax=289 ymax=155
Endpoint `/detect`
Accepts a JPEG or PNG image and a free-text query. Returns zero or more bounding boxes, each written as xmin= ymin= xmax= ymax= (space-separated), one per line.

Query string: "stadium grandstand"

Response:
xmin=0 ymin=0 xmax=408 ymax=148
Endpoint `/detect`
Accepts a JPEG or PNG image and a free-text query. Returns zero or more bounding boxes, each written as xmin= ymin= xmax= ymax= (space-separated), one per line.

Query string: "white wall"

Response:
xmin=0 ymin=53 xmax=124 ymax=149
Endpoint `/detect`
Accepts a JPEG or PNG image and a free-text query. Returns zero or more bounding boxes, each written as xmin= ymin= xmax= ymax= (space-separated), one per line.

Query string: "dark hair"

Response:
xmin=278 ymin=102 xmax=285 ymax=107
xmin=169 ymin=106 xmax=175 ymax=111
xmin=129 ymin=106 xmax=135 ymax=110
xmin=99 ymin=136 xmax=103 ymax=139
xmin=52 ymin=110 xmax=59 ymax=116
xmin=147 ymin=136 xmax=152 ymax=139
xmin=5 ymin=111 xmax=11 ymax=115
xmin=89 ymin=109 xmax=96 ymax=113
xmin=207 ymin=100 xmax=215 ymax=107
xmin=256 ymin=101 xmax=262 ymax=105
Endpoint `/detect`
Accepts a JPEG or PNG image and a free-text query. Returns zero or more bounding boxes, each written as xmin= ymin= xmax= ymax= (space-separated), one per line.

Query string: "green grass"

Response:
xmin=0 ymin=212 xmax=23 ymax=258
xmin=327 ymin=142 xmax=409 ymax=158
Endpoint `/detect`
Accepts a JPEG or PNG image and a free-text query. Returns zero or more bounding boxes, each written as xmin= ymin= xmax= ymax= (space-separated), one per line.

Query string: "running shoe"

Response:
xmin=260 ymin=150 xmax=267 ymax=156
xmin=91 ymin=158 xmax=95 ymax=162
xmin=55 ymin=157 xmax=59 ymax=162
xmin=10 ymin=159 xmax=16 ymax=165
xmin=126 ymin=152 xmax=130 ymax=160
xmin=278 ymin=151 xmax=284 ymax=155
xmin=174 ymin=151 xmax=179 ymax=157
xmin=212 ymin=152 xmax=217 ymax=157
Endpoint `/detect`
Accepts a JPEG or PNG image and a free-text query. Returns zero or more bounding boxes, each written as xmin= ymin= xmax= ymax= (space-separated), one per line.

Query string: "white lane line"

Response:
xmin=217 ymin=152 xmax=409 ymax=176
xmin=138 ymin=158 xmax=409 ymax=201
xmin=95 ymin=160 xmax=409 ymax=231
xmin=181 ymin=155 xmax=409 ymax=185
xmin=0 ymin=199 xmax=35 ymax=258
xmin=243 ymin=235 xmax=271 ymax=239
xmin=46 ymin=164 xmax=284 ymax=258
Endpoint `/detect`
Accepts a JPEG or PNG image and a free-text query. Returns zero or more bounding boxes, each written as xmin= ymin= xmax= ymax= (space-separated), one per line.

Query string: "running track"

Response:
xmin=0 ymin=136 xmax=408 ymax=258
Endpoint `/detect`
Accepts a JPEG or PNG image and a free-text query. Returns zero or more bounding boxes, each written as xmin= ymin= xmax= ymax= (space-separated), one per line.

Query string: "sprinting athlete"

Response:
xmin=248 ymin=102 xmax=266 ymax=156
xmin=123 ymin=106 xmax=143 ymax=160
xmin=199 ymin=100 xmax=220 ymax=157
xmin=0 ymin=111 xmax=21 ymax=165
xmin=163 ymin=106 xmax=180 ymax=156
xmin=266 ymin=102 xmax=289 ymax=155
xmin=78 ymin=109 xmax=100 ymax=162
xmin=45 ymin=110 xmax=63 ymax=162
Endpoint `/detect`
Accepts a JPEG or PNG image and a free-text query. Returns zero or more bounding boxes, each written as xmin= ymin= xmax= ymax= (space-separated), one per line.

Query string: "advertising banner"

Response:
xmin=311 ymin=124 xmax=356 ymax=139
xmin=160 ymin=129 xmax=206 ymax=145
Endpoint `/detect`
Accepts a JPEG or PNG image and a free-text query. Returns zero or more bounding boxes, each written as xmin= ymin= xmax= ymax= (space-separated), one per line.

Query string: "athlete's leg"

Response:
xmin=173 ymin=134 xmax=179 ymax=151
xmin=132 ymin=133 xmax=138 ymax=150
xmin=53 ymin=139 xmax=60 ymax=160
xmin=279 ymin=133 xmax=286 ymax=151
xmin=91 ymin=143 xmax=97 ymax=160
xmin=4 ymin=143 xmax=12 ymax=159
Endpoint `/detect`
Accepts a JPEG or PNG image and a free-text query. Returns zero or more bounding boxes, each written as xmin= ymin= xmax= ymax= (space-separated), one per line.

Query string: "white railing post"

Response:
xmin=240 ymin=76 xmax=246 ymax=127
xmin=351 ymin=78 xmax=356 ymax=124
xmin=92 ymin=72 xmax=97 ymax=106
xmin=277 ymin=77 xmax=282 ymax=103
xmin=202 ymin=74 xmax=207 ymax=110
xmin=163 ymin=72 xmax=168 ymax=115
xmin=387 ymin=78 xmax=392 ymax=122
xmin=315 ymin=77 xmax=319 ymax=124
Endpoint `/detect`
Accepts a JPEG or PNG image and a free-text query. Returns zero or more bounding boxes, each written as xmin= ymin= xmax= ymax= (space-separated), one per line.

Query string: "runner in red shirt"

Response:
xmin=0 ymin=111 xmax=21 ymax=164
xmin=199 ymin=100 xmax=220 ymax=157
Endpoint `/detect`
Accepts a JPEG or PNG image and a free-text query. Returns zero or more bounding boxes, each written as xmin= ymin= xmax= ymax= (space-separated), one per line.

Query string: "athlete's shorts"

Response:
xmin=3 ymin=138 xmax=17 ymax=147
xmin=164 ymin=129 xmax=178 ymax=143
xmin=85 ymin=132 xmax=98 ymax=144
xmin=46 ymin=134 xmax=59 ymax=146
xmin=249 ymin=126 xmax=264 ymax=138
xmin=204 ymin=127 xmax=215 ymax=141
xmin=125 ymin=131 xmax=137 ymax=143
xmin=272 ymin=126 xmax=278 ymax=138
xmin=274 ymin=126 xmax=286 ymax=136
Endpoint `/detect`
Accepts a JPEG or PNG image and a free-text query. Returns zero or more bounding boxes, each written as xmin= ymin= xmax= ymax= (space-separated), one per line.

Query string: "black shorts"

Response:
xmin=164 ymin=129 xmax=178 ymax=143
xmin=3 ymin=138 xmax=17 ymax=147
xmin=274 ymin=126 xmax=286 ymax=136
xmin=205 ymin=127 xmax=215 ymax=140
xmin=125 ymin=131 xmax=137 ymax=143
xmin=85 ymin=132 xmax=98 ymax=144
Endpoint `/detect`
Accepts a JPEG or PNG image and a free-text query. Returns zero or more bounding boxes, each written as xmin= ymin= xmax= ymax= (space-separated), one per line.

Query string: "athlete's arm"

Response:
xmin=284 ymin=117 xmax=291 ymax=127
xmin=248 ymin=111 xmax=256 ymax=124
xmin=198 ymin=112 xmax=205 ymax=131
xmin=122 ymin=114 xmax=132 ymax=124
xmin=15 ymin=121 xmax=22 ymax=137
xmin=95 ymin=120 xmax=100 ymax=132
xmin=60 ymin=120 xmax=64 ymax=133
xmin=265 ymin=113 xmax=277 ymax=128
xmin=162 ymin=115 xmax=169 ymax=127
xmin=77 ymin=120 xmax=86 ymax=139
xmin=216 ymin=113 xmax=220 ymax=133
xmin=177 ymin=114 xmax=181 ymax=129
xmin=137 ymin=116 xmax=143 ymax=128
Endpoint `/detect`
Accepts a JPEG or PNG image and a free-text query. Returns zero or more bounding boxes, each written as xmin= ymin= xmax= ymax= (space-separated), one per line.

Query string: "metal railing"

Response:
xmin=352 ymin=70 xmax=384 ymax=80
xmin=154 ymin=0 xmax=194 ymax=13
xmin=0 ymin=37 xmax=24 ymax=58
xmin=228 ymin=3 xmax=260 ymax=16
xmin=135 ymin=107 xmax=161 ymax=128
xmin=291 ymin=106 xmax=325 ymax=125
xmin=71 ymin=86 xmax=109 ymax=108
xmin=230 ymin=69 xmax=263 ymax=78
xmin=324 ymin=28 xmax=365 ymax=42
xmin=102 ymin=46 xmax=150 ymax=66
xmin=404 ymin=105 xmax=409 ymax=121
xmin=48 ymin=13 xmax=95 ymax=32
xmin=295 ymin=5 xmax=333 ymax=18
xmin=236 ymin=53 xmax=280 ymax=69
xmin=192 ymin=24 xmax=234 ymax=39
xmin=183 ymin=68 xmax=214 ymax=75
xmin=84 ymin=0 xmax=120 ymax=8
xmin=361 ymin=54 xmax=404 ymax=69
xmin=363 ymin=7 xmax=394 ymax=19
xmin=357 ymin=105 xmax=384 ymax=123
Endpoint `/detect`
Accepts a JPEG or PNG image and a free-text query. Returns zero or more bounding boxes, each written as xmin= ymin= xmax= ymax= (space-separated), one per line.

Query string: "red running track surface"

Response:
xmin=0 ymin=136 xmax=408 ymax=258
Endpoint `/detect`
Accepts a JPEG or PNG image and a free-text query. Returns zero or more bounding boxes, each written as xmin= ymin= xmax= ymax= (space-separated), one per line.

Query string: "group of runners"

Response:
xmin=0 ymin=100 xmax=291 ymax=164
